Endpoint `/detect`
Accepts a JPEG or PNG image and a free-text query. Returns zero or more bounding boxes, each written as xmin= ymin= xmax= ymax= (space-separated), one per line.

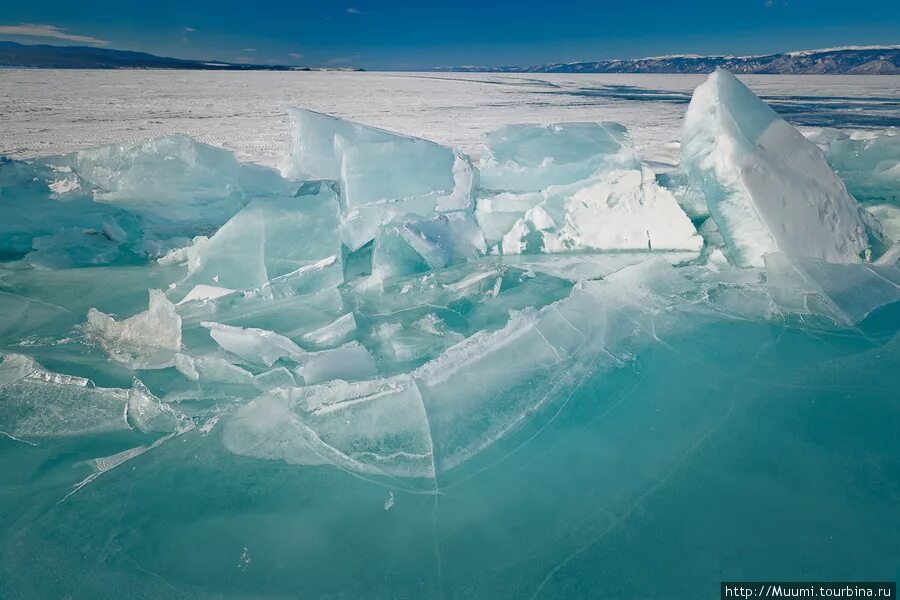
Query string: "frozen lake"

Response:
xmin=1 ymin=69 xmax=900 ymax=600
xmin=2 ymin=70 xmax=899 ymax=167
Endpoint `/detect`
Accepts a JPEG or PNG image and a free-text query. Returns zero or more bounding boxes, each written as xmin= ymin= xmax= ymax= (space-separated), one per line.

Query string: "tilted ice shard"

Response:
xmin=202 ymin=321 xmax=306 ymax=367
xmin=280 ymin=108 xmax=401 ymax=181
xmin=126 ymin=379 xmax=192 ymax=433
xmin=372 ymin=213 xmax=487 ymax=280
xmin=478 ymin=122 xmax=639 ymax=192
xmin=280 ymin=108 xmax=475 ymax=251
xmin=301 ymin=313 xmax=357 ymax=349
xmin=86 ymin=289 xmax=182 ymax=369
xmin=412 ymin=259 xmax=695 ymax=473
xmin=681 ymin=69 xmax=885 ymax=267
xmin=295 ymin=341 xmax=378 ymax=385
xmin=162 ymin=186 xmax=342 ymax=291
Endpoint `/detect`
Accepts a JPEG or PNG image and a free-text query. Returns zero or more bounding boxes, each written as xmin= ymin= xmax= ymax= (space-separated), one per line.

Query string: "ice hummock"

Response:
xmin=2 ymin=78 xmax=900 ymax=599
xmin=280 ymin=108 xmax=475 ymax=250
xmin=474 ymin=122 xmax=702 ymax=255
xmin=681 ymin=68 xmax=885 ymax=267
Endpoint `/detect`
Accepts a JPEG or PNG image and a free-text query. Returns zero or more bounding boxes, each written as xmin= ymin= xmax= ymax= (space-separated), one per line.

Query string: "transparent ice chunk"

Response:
xmin=301 ymin=313 xmax=357 ymax=349
xmin=202 ymin=321 xmax=306 ymax=367
xmin=279 ymin=108 xmax=474 ymax=251
xmin=295 ymin=342 xmax=378 ymax=385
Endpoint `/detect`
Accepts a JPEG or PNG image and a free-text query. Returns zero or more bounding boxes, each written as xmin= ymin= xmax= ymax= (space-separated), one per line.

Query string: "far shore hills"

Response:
xmin=1 ymin=41 xmax=899 ymax=74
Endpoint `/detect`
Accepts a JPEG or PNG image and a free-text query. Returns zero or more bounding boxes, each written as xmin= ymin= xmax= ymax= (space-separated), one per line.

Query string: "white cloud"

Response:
xmin=0 ymin=23 xmax=109 ymax=45
xmin=243 ymin=48 xmax=257 ymax=52
xmin=346 ymin=7 xmax=361 ymax=14
xmin=289 ymin=52 xmax=304 ymax=59
xmin=184 ymin=27 xmax=196 ymax=32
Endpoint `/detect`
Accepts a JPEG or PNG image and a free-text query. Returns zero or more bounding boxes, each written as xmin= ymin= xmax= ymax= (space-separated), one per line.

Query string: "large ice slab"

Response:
xmin=0 ymin=354 xmax=129 ymax=438
xmin=223 ymin=376 xmax=434 ymax=478
xmin=161 ymin=185 xmax=342 ymax=291
xmin=280 ymin=108 xmax=475 ymax=250
xmin=71 ymin=135 xmax=245 ymax=223
xmin=478 ymin=122 xmax=639 ymax=192
xmin=681 ymin=69 xmax=884 ymax=267
xmin=1 ymin=136 xmax=272 ymax=268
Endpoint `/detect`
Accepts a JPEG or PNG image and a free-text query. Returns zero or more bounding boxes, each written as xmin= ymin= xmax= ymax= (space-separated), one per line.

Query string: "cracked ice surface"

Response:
xmin=1 ymin=71 xmax=899 ymax=599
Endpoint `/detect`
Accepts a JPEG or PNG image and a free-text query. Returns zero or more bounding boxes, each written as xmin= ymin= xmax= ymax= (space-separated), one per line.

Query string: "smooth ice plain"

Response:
xmin=1 ymin=69 xmax=899 ymax=599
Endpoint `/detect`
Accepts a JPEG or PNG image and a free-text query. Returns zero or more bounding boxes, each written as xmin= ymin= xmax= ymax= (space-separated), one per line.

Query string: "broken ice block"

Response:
xmin=202 ymin=322 xmax=305 ymax=367
xmin=681 ymin=69 xmax=884 ymax=267
xmin=479 ymin=122 xmax=639 ymax=192
xmin=162 ymin=186 xmax=342 ymax=290
xmin=301 ymin=313 xmax=357 ymax=349
xmin=72 ymin=135 xmax=245 ymax=224
xmin=86 ymin=289 xmax=182 ymax=369
xmin=490 ymin=167 xmax=702 ymax=255
xmin=372 ymin=213 xmax=486 ymax=280
xmin=809 ymin=128 xmax=900 ymax=205
xmin=371 ymin=314 xmax=464 ymax=364
xmin=280 ymin=108 xmax=474 ymax=250
xmin=126 ymin=379 xmax=192 ymax=433
xmin=294 ymin=341 xmax=377 ymax=385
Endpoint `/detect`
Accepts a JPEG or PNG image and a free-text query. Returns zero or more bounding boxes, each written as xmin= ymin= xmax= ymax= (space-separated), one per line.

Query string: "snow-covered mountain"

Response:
xmin=0 ymin=41 xmax=363 ymax=71
xmin=441 ymin=45 xmax=900 ymax=74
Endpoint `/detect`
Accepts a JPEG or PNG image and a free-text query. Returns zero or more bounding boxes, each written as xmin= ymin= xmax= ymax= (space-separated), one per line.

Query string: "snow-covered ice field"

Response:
xmin=2 ymin=70 xmax=898 ymax=167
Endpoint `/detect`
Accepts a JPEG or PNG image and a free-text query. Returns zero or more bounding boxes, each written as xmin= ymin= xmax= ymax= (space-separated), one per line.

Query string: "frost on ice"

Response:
xmin=0 ymin=70 xmax=898 ymax=491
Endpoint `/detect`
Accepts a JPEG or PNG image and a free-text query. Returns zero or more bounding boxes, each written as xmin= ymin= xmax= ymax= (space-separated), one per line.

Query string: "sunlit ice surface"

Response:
xmin=0 ymin=70 xmax=899 ymax=599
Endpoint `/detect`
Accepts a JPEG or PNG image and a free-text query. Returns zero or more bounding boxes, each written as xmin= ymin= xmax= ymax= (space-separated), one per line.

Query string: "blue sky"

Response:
xmin=1 ymin=0 xmax=898 ymax=69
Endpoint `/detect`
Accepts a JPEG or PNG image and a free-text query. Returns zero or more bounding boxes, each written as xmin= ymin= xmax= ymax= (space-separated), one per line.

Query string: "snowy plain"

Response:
xmin=2 ymin=70 xmax=899 ymax=167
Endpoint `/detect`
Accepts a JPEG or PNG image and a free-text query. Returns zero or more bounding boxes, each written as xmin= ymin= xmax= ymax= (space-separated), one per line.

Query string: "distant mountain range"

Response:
xmin=0 ymin=41 xmax=362 ymax=71
xmin=2 ymin=41 xmax=898 ymax=74
xmin=441 ymin=45 xmax=900 ymax=75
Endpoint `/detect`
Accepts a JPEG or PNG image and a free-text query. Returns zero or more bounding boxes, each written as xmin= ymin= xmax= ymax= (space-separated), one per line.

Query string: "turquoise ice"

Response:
xmin=0 ymin=71 xmax=898 ymax=599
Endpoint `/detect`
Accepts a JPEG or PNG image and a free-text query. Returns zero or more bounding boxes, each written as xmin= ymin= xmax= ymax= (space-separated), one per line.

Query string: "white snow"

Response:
xmin=4 ymin=70 xmax=896 ymax=170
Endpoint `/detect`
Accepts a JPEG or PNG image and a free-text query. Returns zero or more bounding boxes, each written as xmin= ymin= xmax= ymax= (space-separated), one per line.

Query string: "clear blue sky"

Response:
xmin=1 ymin=0 xmax=898 ymax=69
